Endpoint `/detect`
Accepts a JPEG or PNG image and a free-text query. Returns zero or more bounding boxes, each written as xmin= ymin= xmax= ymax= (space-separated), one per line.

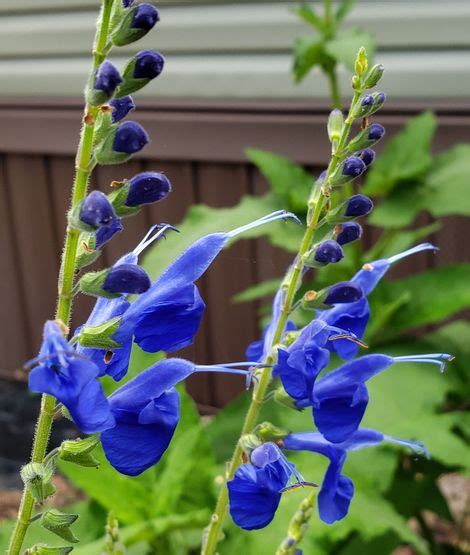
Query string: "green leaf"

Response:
xmin=233 ymin=278 xmax=280 ymax=303
xmin=246 ymin=149 xmax=313 ymax=214
xmin=325 ymin=28 xmax=375 ymax=72
xmin=364 ymin=112 xmax=437 ymax=197
xmin=293 ymin=4 xmax=325 ymax=31
xmin=369 ymin=264 xmax=470 ymax=338
xmin=292 ymin=37 xmax=328 ymax=83
xmin=335 ymin=0 xmax=356 ymax=24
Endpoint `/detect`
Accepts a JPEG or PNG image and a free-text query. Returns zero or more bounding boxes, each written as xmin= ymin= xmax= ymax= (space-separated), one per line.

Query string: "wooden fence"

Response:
xmin=0 ymin=98 xmax=468 ymax=408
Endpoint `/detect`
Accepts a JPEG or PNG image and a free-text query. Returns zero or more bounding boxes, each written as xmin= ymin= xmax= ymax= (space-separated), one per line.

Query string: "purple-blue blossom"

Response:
xmin=79 ymin=191 xmax=117 ymax=229
xmin=126 ymin=172 xmax=172 ymax=207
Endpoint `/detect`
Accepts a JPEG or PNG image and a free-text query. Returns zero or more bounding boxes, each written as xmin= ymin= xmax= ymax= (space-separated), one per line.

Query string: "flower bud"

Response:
xmin=345 ymin=194 xmax=374 ymax=217
xmin=20 ymin=462 xmax=55 ymax=504
xmin=109 ymin=95 xmax=135 ymax=123
xmin=351 ymin=92 xmax=386 ymax=119
xmin=79 ymin=263 xmax=150 ymax=298
xmin=364 ymin=63 xmax=384 ymax=88
xmin=122 ymin=0 xmax=133 ymax=6
xmin=95 ymin=121 xmax=149 ymax=165
xmin=335 ymin=221 xmax=362 ymax=245
xmin=327 ymin=109 xmax=343 ymax=143
xmin=86 ymin=61 xmax=122 ymax=106
xmin=346 ymin=123 xmax=385 ymax=153
xmin=111 ymin=3 xmax=160 ymax=46
xmin=24 ymin=545 xmax=73 ymax=555
xmin=359 ymin=148 xmax=375 ymax=167
xmin=303 ymin=240 xmax=344 ymax=268
xmin=116 ymin=50 xmax=165 ymax=97
xmin=41 ymin=509 xmax=79 ymax=544
xmin=355 ymin=46 xmax=368 ymax=77
xmin=301 ymin=281 xmax=363 ymax=309
xmin=127 ymin=171 xmax=171 ymax=207
xmin=58 ymin=436 xmax=100 ymax=468
xmin=78 ymin=191 xmax=117 ymax=229
xmin=329 ymin=156 xmax=367 ymax=187
xmin=95 ymin=217 xmax=123 ymax=249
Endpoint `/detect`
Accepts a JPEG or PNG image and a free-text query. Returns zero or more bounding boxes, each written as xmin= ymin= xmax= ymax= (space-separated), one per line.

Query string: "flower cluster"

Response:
xmin=226 ymin=87 xmax=453 ymax=529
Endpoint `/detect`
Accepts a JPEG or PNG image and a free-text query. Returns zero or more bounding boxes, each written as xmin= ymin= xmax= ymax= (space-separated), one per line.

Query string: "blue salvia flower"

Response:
xmin=79 ymin=190 xmax=117 ymax=229
xmin=109 ymin=96 xmax=135 ymax=123
xmin=311 ymin=353 xmax=453 ymax=443
xmin=228 ymin=442 xmax=312 ymax=530
xmin=28 ymin=321 xmax=114 ymax=434
xmin=80 ymin=213 xmax=300 ymax=379
xmin=283 ymin=429 xmax=428 ymax=524
xmin=336 ymin=222 xmax=362 ymax=246
xmin=319 ymin=242 xmax=438 ymax=359
xmin=125 ymin=172 xmax=172 ymax=207
xmin=101 ymin=358 xmax=260 ymax=475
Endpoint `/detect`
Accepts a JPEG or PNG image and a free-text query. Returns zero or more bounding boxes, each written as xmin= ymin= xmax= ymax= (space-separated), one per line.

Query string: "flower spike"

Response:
xmin=393 ymin=353 xmax=454 ymax=373
xmin=387 ymin=242 xmax=438 ymax=264
xmin=227 ymin=210 xmax=302 ymax=239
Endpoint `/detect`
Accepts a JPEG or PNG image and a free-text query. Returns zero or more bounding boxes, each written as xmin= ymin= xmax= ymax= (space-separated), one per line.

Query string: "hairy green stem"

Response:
xmin=7 ymin=2 xmax=114 ymax=553
xmin=326 ymin=67 xmax=341 ymax=110
xmin=201 ymin=86 xmax=363 ymax=555
xmin=275 ymin=490 xmax=316 ymax=555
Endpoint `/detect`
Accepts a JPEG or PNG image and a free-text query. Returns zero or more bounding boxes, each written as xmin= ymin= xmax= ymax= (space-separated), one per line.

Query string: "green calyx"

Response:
xmin=108 ymin=184 xmax=140 ymax=218
xmin=20 ymin=462 xmax=56 ymax=504
xmin=111 ymin=5 xmax=154 ymax=47
xmin=77 ymin=316 xmax=122 ymax=349
xmin=23 ymin=544 xmax=74 ymax=555
xmin=78 ymin=268 xmax=118 ymax=299
xmin=254 ymin=422 xmax=289 ymax=443
xmin=41 ymin=509 xmax=79 ymax=544
xmin=115 ymin=58 xmax=149 ymax=98
xmin=58 ymin=436 xmax=100 ymax=468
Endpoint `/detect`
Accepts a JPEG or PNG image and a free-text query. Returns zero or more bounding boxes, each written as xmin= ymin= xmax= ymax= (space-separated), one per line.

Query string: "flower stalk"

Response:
xmin=275 ymin=490 xmax=317 ymax=555
xmin=7 ymin=2 xmax=115 ymax=553
xmin=201 ymin=63 xmax=366 ymax=555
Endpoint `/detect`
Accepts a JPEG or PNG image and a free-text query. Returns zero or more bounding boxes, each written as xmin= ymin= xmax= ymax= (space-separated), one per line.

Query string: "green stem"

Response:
xmin=326 ymin=66 xmax=341 ymax=110
xmin=7 ymin=3 xmax=114 ymax=554
xmin=201 ymin=87 xmax=363 ymax=555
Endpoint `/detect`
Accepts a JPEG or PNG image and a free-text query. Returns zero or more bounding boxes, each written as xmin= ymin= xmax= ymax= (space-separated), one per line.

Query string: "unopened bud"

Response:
xmin=329 ymin=156 xmax=367 ymax=187
xmin=303 ymin=240 xmax=344 ymax=268
xmin=346 ymin=123 xmax=385 ymax=154
xmin=95 ymin=121 xmax=149 ymax=165
xmin=78 ymin=191 xmax=117 ymax=230
xmin=41 ymin=509 xmax=79 ymax=543
xmin=115 ymin=50 xmax=165 ymax=98
xmin=327 ymin=109 xmax=344 ymax=143
xmin=355 ymin=47 xmax=368 ymax=77
xmin=86 ymin=61 xmax=122 ymax=106
xmin=364 ymin=63 xmax=384 ymax=88
xmin=326 ymin=194 xmax=373 ymax=224
xmin=335 ymin=221 xmax=363 ymax=245
xmin=358 ymin=148 xmax=376 ymax=167
xmin=109 ymin=95 xmax=136 ymax=123
xmin=352 ymin=92 xmax=386 ymax=119
xmin=111 ymin=3 xmax=160 ymax=46
xmin=301 ymin=281 xmax=363 ymax=309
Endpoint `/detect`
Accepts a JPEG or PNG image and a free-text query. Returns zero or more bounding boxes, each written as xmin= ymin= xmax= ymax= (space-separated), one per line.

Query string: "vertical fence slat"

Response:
xmin=5 ymin=154 xmax=58 ymax=353
xmin=196 ymin=162 xmax=259 ymax=407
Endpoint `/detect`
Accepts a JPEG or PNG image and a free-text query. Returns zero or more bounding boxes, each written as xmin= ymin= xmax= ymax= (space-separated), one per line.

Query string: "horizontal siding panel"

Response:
xmin=0 ymin=2 xmax=469 ymax=58
xmin=0 ymin=51 xmax=469 ymax=99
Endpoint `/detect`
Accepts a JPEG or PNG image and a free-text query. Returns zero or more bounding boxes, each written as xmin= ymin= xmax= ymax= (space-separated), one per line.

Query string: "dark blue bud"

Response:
xmin=122 ymin=0 xmax=133 ymax=6
xmin=134 ymin=50 xmax=165 ymax=80
xmin=113 ymin=121 xmax=149 ymax=154
xmin=377 ymin=92 xmax=386 ymax=105
xmin=103 ymin=263 xmax=151 ymax=295
xmin=95 ymin=218 xmax=123 ymax=249
xmin=361 ymin=95 xmax=374 ymax=108
xmin=126 ymin=172 xmax=172 ymax=207
xmin=131 ymin=3 xmax=159 ymax=30
xmin=368 ymin=123 xmax=385 ymax=141
xmin=324 ymin=281 xmax=363 ymax=305
xmin=314 ymin=240 xmax=344 ymax=265
xmin=342 ymin=156 xmax=367 ymax=178
xmin=359 ymin=148 xmax=375 ymax=167
xmin=336 ymin=222 xmax=362 ymax=245
xmin=345 ymin=194 xmax=373 ymax=217
xmin=109 ymin=96 xmax=135 ymax=123
xmin=94 ymin=61 xmax=122 ymax=96
xmin=79 ymin=191 xmax=116 ymax=228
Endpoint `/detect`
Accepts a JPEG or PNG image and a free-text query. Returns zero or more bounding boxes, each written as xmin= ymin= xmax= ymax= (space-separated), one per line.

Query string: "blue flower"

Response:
xmin=113 ymin=121 xmax=149 ymax=154
xmin=109 ymin=96 xmax=135 ymax=123
xmin=311 ymin=353 xmax=452 ymax=443
xmin=133 ymin=50 xmax=165 ymax=80
xmin=79 ymin=191 xmax=117 ymax=229
xmin=101 ymin=359 xmax=256 ymax=475
xmin=93 ymin=61 xmax=122 ymax=97
xmin=131 ymin=3 xmax=159 ymax=30
xmin=28 ymin=321 xmax=114 ymax=434
xmin=126 ymin=172 xmax=171 ymax=207
xmin=283 ymin=429 xmax=428 ymax=524
xmin=336 ymin=222 xmax=362 ymax=246
xmin=318 ymin=242 xmax=438 ymax=359
xmin=228 ymin=442 xmax=309 ymax=530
